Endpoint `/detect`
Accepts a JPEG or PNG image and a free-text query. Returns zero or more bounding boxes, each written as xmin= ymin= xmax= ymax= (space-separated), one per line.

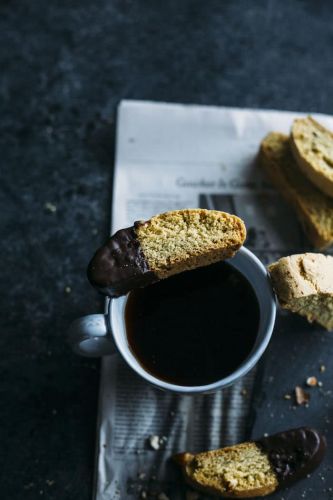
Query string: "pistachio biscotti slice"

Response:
xmin=88 ymin=209 xmax=246 ymax=296
xmin=174 ymin=428 xmax=326 ymax=498
xmin=268 ymin=253 xmax=333 ymax=330
xmin=259 ymin=132 xmax=333 ymax=249
xmin=290 ymin=116 xmax=333 ymax=197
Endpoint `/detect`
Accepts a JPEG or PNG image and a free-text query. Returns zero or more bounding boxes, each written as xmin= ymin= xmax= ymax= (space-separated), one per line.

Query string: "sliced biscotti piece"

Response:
xmin=135 ymin=209 xmax=246 ymax=278
xmin=174 ymin=428 xmax=326 ymax=498
xmin=88 ymin=209 xmax=246 ymax=296
xmin=175 ymin=443 xmax=278 ymax=498
xmin=268 ymin=253 xmax=333 ymax=330
xmin=259 ymin=132 xmax=333 ymax=249
xmin=290 ymin=116 xmax=333 ymax=197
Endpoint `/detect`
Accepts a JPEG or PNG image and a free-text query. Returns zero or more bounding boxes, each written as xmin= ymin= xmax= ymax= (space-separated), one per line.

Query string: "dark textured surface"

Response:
xmin=1 ymin=0 xmax=333 ymax=498
xmin=251 ymin=314 xmax=333 ymax=498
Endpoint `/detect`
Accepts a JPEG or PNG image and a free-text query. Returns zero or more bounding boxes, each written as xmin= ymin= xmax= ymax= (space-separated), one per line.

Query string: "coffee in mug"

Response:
xmin=125 ymin=261 xmax=260 ymax=387
xmin=69 ymin=246 xmax=276 ymax=394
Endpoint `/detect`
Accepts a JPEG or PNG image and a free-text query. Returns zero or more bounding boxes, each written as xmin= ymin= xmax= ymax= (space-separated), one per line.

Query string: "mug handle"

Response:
xmin=68 ymin=314 xmax=117 ymax=357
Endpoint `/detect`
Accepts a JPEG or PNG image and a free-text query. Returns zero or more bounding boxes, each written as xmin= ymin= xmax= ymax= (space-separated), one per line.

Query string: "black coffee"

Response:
xmin=125 ymin=261 xmax=260 ymax=386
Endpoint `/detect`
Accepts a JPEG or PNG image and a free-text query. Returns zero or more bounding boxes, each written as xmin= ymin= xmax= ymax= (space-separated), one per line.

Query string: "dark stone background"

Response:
xmin=1 ymin=0 xmax=333 ymax=498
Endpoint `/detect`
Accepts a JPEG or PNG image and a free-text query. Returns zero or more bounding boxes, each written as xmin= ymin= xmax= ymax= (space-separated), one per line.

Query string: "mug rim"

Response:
xmin=109 ymin=246 xmax=276 ymax=394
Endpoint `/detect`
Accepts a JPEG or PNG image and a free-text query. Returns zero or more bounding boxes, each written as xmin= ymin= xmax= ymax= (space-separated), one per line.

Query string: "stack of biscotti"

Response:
xmin=259 ymin=116 xmax=333 ymax=249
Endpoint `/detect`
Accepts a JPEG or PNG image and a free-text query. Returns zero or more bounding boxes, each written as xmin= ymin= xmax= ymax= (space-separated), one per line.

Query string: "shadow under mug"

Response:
xmin=69 ymin=246 xmax=276 ymax=394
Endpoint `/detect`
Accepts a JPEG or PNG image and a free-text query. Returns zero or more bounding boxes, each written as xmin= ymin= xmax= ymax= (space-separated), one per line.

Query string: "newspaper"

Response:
xmin=95 ymin=101 xmax=333 ymax=500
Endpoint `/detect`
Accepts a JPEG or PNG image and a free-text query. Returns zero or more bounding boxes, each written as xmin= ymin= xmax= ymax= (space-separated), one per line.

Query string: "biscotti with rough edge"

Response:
xmin=136 ymin=209 xmax=246 ymax=278
xmin=87 ymin=209 xmax=246 ymax=297
xmin=268 ymin=253 xmax=333 ymax=330
xmin=174 ymin=428 xmax=326 ymax=498
xmin=175 ymin=443 xmax=278 ymax=498
xmin=259 ymin=132 xmax=333 ymax=249
xmin=290 ymin=116 xmax=333 ymax=198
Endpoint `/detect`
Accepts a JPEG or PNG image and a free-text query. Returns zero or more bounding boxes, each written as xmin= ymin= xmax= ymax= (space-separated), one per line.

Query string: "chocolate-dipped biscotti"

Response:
xmin=88 ymin=209 xmax=246 ymax=296
xmin=174 ymin=427 xmax=326 ymax=498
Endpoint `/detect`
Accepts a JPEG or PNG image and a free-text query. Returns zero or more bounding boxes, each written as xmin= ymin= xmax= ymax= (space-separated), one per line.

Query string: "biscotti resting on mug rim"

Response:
xmin=88 ymin=209 xmax=246 ymax=297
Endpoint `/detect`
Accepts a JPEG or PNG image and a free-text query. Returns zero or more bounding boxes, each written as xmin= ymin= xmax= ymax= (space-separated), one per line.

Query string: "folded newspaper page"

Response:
xmin=95 ymin=101 xmax=333 ymax=500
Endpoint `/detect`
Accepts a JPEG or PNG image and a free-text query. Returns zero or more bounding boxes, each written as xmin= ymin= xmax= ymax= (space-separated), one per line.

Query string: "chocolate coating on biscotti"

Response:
xmin=257 ymin=427 xmax=326 ymax=487
xmin=87 ymin=225 xmax=158 ymax=297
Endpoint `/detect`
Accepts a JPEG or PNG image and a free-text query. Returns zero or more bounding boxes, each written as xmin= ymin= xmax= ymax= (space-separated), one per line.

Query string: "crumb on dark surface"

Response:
xmin=306 ymin=376 xmax=318 ymax=387
xmin=295 ymin=386 xmax=310 ymax=405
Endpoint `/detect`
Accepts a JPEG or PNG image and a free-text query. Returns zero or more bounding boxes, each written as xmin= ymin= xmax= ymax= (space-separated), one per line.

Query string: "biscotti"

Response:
xmin=259 ymin=132 xmax=333 ymax=249
xmin=88 ymin=209 xmax=246 ymax=296
xmin=268 ymin=253 xmax=333 ymax=330
xmin=290 ymin=116 xmax=333 ymax=197
xmin=174 ymin=427 xmax=326 ymax=498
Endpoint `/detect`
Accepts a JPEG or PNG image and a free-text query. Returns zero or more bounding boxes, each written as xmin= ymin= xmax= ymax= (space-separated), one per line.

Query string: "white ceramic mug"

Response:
xmin=69 ymin=247 xmax=276 ymax=394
